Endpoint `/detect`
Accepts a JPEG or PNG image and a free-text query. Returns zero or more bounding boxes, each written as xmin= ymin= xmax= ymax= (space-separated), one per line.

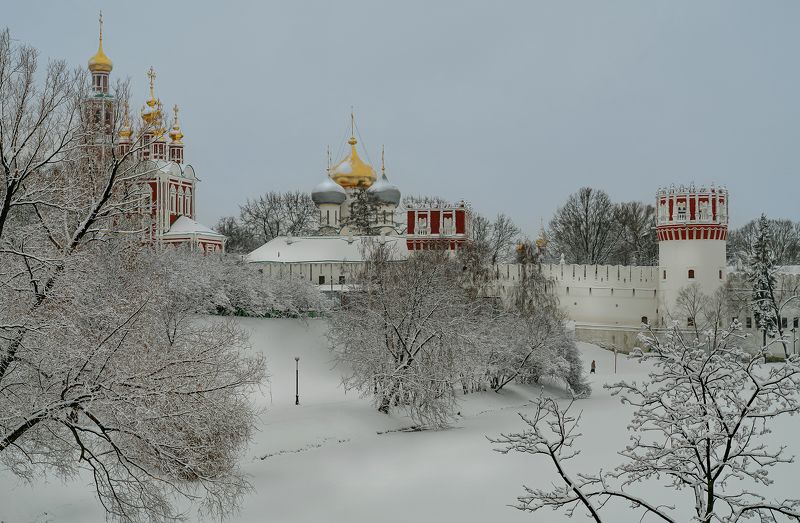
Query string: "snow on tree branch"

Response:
xmin=493 ymin=299 xmax=800 ymax=522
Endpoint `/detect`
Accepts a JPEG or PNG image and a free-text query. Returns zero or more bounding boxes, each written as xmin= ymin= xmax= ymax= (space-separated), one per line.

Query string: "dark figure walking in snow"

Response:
xmin=590 ymin=360 xmax=596 ymax=374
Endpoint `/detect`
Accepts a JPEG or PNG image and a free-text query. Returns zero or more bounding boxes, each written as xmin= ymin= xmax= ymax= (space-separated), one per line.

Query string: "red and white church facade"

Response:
xmin=84 ymin=19 xmax=225 ymax=253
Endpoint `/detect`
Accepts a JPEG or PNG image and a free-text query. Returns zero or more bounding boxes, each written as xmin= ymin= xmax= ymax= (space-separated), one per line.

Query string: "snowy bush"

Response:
xmin=157 ymin=249 xmax=328 ymax=318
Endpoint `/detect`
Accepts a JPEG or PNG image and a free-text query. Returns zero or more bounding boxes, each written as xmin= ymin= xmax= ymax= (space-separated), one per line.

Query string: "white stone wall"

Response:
xmin=657 ymin=239 xmax=727 ymax=323
xmin=491 ymin=263 xmax=660 ymax=328
xmin=253 ymin=261 xmax=356 ymax=289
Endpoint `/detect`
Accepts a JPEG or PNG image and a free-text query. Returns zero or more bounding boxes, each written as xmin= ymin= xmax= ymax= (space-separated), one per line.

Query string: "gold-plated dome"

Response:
xmin=141 ymin=67 xmax=162 ymax=127
xmin=88 ymin=12 xmax=113 ymax=74
xmin=169 ymin=104 xmax=184 ymax=144
xmin=152 ymin=100 xmax=166 ymax=138
xmin=535 ymin=220 xmax=548 ymax=249
xmin=330 ymin=114 xmax=376 ymax=189
xmin=118 ymin=101 xmax=132 ymax=140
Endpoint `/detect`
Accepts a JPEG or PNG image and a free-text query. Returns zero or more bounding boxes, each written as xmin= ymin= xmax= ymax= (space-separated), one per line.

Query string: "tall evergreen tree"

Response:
xmin=344 ymin=188 xmax=381 ymax=235
xmin=745 ymin=214 xmax=787 ymax=356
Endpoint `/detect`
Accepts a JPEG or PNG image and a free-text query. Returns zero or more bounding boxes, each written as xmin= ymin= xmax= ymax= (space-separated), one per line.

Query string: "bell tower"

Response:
xmin=84 ymin=11 xmax=114 ymax=162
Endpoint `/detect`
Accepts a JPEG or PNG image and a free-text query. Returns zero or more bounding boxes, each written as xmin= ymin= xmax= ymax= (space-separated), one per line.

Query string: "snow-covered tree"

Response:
xmin=509 ymin=251 xmax=590 ymax=396
xmin=342 ymin=187 xmax=381 ymax=235
xmin=548 ymin=190 xmax=658 ymax=266
xmin=467 ymin=212 xmax=522 ymax=265
xmin=239 ymin=190 xmax=319 ymax=244
xmin=728 ymin=217 xmax=800 ymax=266
xmin=613 ymin=201 xmax=657 ymax=266
xmin=746 ymin=214 xmax=787 ymax=356
xmin=0 ymin=32 xmax=267 ymax=521
xmin=327 ymin=246 xmax=490 ymax=426
xmin=672 ymin=283 xmax=730 ymax=345
xmin=159 ymin=248 xmax=327 ymax=318
xmin=214 ymin=215 xmax=259 ymax=254
xmin=548 ymin=187 xmax=621 ymax=265
xmin=492 ymin=317 xmax=800 ymax=522
xmin=329 ymin=241 xmax=588 ymax=426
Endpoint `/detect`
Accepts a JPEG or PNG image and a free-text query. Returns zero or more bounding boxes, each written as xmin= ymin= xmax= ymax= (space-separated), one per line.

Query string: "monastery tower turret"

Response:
xmin=656 ymin=183 xmax=729 ymax=323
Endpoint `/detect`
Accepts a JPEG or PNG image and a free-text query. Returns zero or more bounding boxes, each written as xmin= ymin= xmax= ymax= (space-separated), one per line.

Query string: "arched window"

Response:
xmin=169 ymin=186 xmax=177 ymax=213
xmin=641 ymin=316 xmax=648 ymax=325
xmin=688 ymin=269 xmax=695 ymax=279
xmin=178 ymin=186 xmax=185 ymax=215
xmin=185 ymin=188 xmax=192 ymax=217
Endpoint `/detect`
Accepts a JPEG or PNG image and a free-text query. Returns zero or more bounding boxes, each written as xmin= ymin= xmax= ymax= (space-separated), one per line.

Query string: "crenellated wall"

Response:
xmin=489 ymin=263 xmax=659 ymax=329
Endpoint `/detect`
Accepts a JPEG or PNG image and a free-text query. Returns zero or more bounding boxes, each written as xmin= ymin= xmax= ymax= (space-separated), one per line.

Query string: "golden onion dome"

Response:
xmin=331 ymin=136 xmax=377 ymax=189
xmin=152 ymin=101 xmax=167 ymax=138
xmin=118 ymin=102 xmax=132 ymax=140
xmin=88 ymin=13 xmax=113 ymax=73
xmin=168 ymin=104 xmax=184 ymax=144
xmin=141 ymin=67 xmax=161 ymax=126
xmin=535 ymin=221 xmax=548 ymax=248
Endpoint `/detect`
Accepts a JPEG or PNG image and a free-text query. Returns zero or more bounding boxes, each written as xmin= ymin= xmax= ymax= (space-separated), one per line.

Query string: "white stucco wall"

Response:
xmin=658 ymin=239 xmax=727 ymax=322
xmin=491 ymin=263 xmax=659 ymax=328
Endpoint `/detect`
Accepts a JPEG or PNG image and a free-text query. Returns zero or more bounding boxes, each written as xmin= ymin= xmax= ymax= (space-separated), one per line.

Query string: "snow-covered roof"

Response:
xmin=163 ymin=216 xmax=225 ymax=238
xmin=246 ymin=235 xmax=410 ymax=264
xmin=140 ymin=160 xmax=197 ymax=180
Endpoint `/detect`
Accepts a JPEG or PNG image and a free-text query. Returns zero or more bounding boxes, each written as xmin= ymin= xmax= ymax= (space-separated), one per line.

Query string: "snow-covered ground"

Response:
xmin=2 ymin=318 xmax=798 ymax=522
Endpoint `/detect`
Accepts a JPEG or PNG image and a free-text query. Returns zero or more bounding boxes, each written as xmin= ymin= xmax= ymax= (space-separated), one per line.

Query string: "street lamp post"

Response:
xmin=295 ymin=357 xmax=300 ymax=406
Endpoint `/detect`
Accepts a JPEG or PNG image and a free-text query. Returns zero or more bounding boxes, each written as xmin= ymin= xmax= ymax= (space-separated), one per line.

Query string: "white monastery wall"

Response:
xmin=491 ymin=263 xmax=659 ymax=330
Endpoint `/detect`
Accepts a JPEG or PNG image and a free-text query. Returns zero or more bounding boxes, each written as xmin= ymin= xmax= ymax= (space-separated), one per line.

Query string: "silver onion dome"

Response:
xmin=367 ymin=172 xmax=401 ymax=205
xmin=311 ymin=175 xmax=346 ymax=205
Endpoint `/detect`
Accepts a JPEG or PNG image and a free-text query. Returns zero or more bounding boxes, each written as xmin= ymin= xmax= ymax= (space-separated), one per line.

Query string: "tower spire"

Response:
xmin=168 ymin=104 xmax=185 ymax=163
xmin=88 ymin=10 xmax=113 ymax=75
xmin=147 ymin=66 xmax=157 ymax=101
xmin=348 ymin=107 xmax=357 ymax=146
xmin=169 ymin=104 xmax=184 ymax=144
xmin=381 ymin=145 xmax=386 ymax=176
xmin=326 ymin=145 xmax=332 ymax=173
xmin=119 ymin=101 xmax=132 ymax=138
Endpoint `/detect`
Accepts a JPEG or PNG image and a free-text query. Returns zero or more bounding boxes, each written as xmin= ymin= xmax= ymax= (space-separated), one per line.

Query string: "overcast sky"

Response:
xmin=6 ymin=1 xmax=799 ymax=234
